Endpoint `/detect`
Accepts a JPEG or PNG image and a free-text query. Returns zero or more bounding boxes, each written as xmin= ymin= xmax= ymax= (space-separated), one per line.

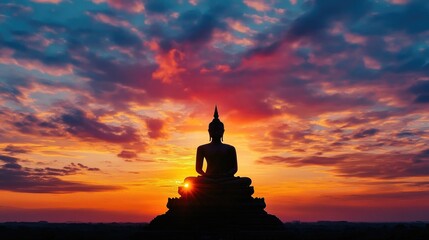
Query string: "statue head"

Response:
xmin=208 ymin=106 xmax=224 ymax=141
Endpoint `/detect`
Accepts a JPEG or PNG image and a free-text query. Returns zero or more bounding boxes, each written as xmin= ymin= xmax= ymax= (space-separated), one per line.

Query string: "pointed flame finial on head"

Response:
xmin=214 ymin=105 xmax=219 ymax=119
xmin=209 ymin=105 xmax=224 ymax=131
xmin=208 ymin=105 xmax=224 ymax=141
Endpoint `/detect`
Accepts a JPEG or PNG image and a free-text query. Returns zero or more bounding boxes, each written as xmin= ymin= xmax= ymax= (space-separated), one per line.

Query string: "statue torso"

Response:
xmin=197 ymin=143 xmax=236 ymax=177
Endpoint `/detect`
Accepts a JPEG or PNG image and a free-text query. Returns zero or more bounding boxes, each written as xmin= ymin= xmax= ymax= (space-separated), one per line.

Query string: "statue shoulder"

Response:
xmin=223 ymin=143 xmax=236 ymax=150
xmin=197 ymin=144 xmax=211 ymax=150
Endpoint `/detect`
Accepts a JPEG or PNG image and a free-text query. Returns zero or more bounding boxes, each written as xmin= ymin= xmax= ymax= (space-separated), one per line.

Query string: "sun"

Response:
xmin=184 ymin=182 xmax=190 ymax=188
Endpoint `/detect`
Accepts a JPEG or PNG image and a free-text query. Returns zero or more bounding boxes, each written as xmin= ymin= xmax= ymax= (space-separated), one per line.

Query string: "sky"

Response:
xmin=1 ymin=0 xmax=429 ymax=223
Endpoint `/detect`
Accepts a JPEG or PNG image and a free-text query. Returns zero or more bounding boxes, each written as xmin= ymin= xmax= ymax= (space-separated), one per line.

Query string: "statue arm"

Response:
xmin=196 ymin=146 xmax=205 ymax=176
xmin=226 ymin=146 xmax=238 ymax=176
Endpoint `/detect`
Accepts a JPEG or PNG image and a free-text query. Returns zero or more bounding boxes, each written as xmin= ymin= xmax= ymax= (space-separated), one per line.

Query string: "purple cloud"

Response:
xmin=145 ymin=118 xmax=166 ymax=139
xmin=0 ymin=155 xmax=121 ymax=193
xmin=61 ymin=108 xmax=140 ymax=144
xmin=3 ymin=145 xmax=31 ymax=154
xmin=409 ymin=80 xmax=429 ymax=104
xmin=117 ymin=150 xmax=138 ymax=159
xmin=352 ymin=128 xmax=380 ymax=139
xmin=258 ymin=148 xmax=429 ymax=179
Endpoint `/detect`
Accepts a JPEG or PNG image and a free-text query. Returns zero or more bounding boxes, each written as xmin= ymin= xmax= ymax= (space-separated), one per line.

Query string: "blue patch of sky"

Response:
xmin=26 ymin=0 xmax=106 ymax=25
xmin=29 ymin=90 xmax=75 ymax=111
xmin=0 ymin=64 xmax=78 ymax=86
xmin=1 ymin=17 xmax=32 ymax=41
xmin=213 ymin=42 xmax=248 ymax=55
xmin=2 ymin=100 xmax=35 ymax=114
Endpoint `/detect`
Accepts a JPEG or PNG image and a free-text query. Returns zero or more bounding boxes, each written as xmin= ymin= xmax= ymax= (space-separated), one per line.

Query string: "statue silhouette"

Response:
xmin=185 ymin=106 xmax=251 ymax=185
xmin=196 ymin=106 xmax=237 ymax=177
xmin=149 ymin=106 xmax=283 ymax=231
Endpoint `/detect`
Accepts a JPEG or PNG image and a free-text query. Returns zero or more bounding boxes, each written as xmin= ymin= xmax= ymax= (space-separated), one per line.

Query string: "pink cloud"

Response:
xmin=189 ymin=0 xmax=198 ymax=6
xmin=215 ymin=64 xmax=231 ymax=73
xmin=93 ymin=0 xmax=144 ymax=13
xmin=246 ymin=14 xmax=279 ymax=24
xmin=89 ymin=12 xmax=132 ymax=28
xmin=152 ymin=48 xmax=186 ymax=83
xmin=32 ymin=0 xmax=62 ymax=3
xmin=274 ymin=8 xmax=285 ymax=14
xmin=389 ymin=0 xmax=409 ymax=5
xmin=0 ymin=50 xmax=73 ymax=76
xmin=226 ymin=19 xmax=255 ymax=34
xmin=364 ymin=56 xmax=382 ymax=70
xmin=145 ymin=118 xmax=166 ymax=139
xmin=244 ymin=0 xmax=271 ymax=12
xmin=212 ymin=30 xmax=254 ymax=46
xmin=344 ymin=33 xmax=367 ymax=45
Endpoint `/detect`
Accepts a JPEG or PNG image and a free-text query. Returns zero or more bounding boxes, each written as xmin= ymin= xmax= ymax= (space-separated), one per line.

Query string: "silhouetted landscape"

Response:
xmin=2 ymin=2 xmax=429 ymax=239
xmin=1 ymin=221 xmax=428 ymax=240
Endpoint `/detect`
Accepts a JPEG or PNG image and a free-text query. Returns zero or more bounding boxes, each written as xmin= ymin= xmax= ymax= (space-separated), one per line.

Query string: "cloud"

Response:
xmin=352 ymin=128 xmax=380 ymax=139
xmin=0 ymin=155 xmax=121 ymax=193
xmin=364 ymin=0 xmax=429 ymax=34
xmin=279 ymin=0 xmax=371 ymax=41
xmin=32 ymin=0 xmax=62 ymax=4
xmin=396 ymin=131 xmax=414 ymax=138
xmin=0 ymin=0 xmax=429 ymax=197
xmin=93 ymin=0 xmax=144 ymax=13
xmin=3 ymin=145 xmax=32 ymax=154
xmin=6 ymin=111 xmax=63 ymax=137
xmin=0 ymin=171 xmax=123 ymax=193
xmin=117 ymin=150 xmax=138 ymax=159
xmin=145 ymin=118 xmax=166 ymax=139
xmin=2 ymin=107 xmax=145 ymax=148
xmin=258 ymin=148 xmax=429 ymax=179
xmin=244 ymin=0 xmax=271 ymax=12
xmin=0 ymin=154 xmax=19 ymax=164
xmin=409 ymin=80 xmax=429 ymax=104
xmin=76 ymin=163 xmax=100 ymax=171
xmin=39 ymin=162 xmax=101 ymax=176
xmin=60 ymin=108 xmax=141 ymax=144
xmin=1 ymin=0 xmax=405 ymax=124
xmin=144 ymin=0 xmax=174 ymax=14
xmin=325 ymin=110 xmax=407 ymax=128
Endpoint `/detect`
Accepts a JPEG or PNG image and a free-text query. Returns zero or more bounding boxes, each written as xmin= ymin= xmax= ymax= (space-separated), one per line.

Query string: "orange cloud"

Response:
xmin=212 ymin=30 xmax=254 ymax=46
xmin=246 ymin=14 xmax=279 ymax=24
xmin=93 ymin=0 xmax=145 ymax=13
xmin=244 ymin=0 xmax=270 ymax=12
xmin=152 ymin=49 xmax=186 ymax=83
xmin=226 ymin=19 xmax=255 ymax=34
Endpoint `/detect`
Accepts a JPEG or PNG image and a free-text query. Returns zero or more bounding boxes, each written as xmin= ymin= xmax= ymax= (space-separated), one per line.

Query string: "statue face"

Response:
xmin=208 ymin=127 xmax=224 ymax=139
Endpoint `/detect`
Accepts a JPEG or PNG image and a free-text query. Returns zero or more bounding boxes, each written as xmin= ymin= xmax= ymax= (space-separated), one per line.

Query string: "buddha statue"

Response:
xmin=184 ymin=106 xmax=251 ymax=186
xmin=149 ymin=106 xmax=284 ymax=231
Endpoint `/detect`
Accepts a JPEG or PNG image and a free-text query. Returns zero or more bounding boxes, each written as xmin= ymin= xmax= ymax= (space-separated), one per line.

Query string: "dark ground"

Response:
xmin=0 ymin=221 xmax=428 ymax=240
